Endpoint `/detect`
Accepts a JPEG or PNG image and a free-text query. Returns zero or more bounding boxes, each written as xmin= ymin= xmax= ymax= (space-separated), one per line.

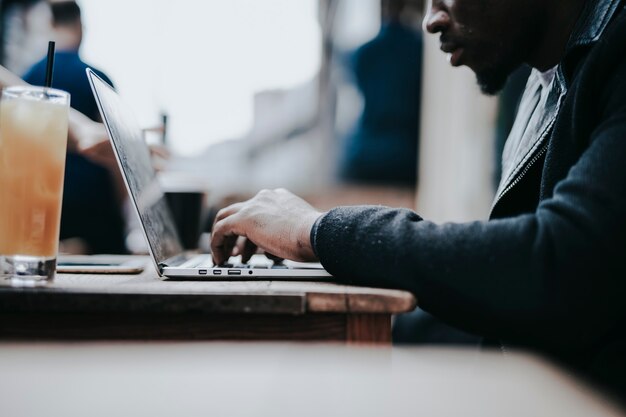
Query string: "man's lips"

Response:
xmin=440 ymin=41 xmax=459 ymax=53
xmin=440 ymin=42 xmax=464 ymax=66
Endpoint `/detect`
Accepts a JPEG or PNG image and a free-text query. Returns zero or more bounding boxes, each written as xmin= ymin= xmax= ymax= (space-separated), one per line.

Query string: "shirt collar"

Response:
xmin=538 ymin=66 xmax=558 ymax=91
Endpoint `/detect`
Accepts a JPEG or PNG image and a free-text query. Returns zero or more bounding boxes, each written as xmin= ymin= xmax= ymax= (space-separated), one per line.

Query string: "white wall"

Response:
xmin=417 ymin=34 xmax=498 ymax=222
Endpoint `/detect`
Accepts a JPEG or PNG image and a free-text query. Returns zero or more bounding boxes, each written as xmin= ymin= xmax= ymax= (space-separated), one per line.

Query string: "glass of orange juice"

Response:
xmin=0 ymin=86 xmax=70 ymax=285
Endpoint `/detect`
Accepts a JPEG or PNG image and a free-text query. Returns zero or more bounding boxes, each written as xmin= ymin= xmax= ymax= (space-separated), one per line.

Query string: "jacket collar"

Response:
xmin=493 ymin=0 xmax=623 ymax=211
xmin=557 ymin=0 xmax=623 ymax=88
xmin=566 ymin=0 xmax=623 ymax=50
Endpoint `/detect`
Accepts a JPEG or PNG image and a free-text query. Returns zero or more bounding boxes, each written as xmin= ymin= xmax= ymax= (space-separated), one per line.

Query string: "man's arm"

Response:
xmin=0 ymin=65 xmax=26 ymax=87
xmin=1 ymin=65 xmax=108 ymax=152
xmin=212 ymin=102 xmax=626 ymax=357
xmin=1 ymin=64 xmax=127 ymax=203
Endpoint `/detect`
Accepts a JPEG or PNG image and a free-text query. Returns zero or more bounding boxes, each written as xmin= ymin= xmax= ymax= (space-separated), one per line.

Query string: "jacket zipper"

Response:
xmin=490 ymin=77 xmax=565 ymax=217
xmin=490 ymin=143 xmax=548 ymax=352
xmin=490 ymin=142 xmax=549 ymax=217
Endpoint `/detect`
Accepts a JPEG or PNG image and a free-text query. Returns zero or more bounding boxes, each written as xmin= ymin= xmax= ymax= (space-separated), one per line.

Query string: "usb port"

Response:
xmin=227 ymin=269 xmax=242 ymax=276
xmin=213 ymin=270 xmax=222 ymax=275
xmin=199 ymin=269 xmax=208 ymax=275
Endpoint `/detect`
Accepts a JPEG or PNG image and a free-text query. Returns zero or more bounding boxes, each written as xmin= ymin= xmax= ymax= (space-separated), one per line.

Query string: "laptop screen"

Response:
xmin=87 ymin=69 xmax=183 ymax=268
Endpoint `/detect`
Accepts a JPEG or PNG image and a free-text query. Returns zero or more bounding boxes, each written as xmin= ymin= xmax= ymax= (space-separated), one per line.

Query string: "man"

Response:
xmin=23 ymin=1 xmax=114 ymax=121
xmin=210 ymin=0 xmax=626 ymax=396
xmin=22 ymin=0 xmax=126 ymax=254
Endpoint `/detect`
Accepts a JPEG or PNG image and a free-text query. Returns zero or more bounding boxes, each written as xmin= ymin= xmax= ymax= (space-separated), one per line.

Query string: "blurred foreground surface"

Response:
xmin=0 ymin=342 xmax=623 ymax=417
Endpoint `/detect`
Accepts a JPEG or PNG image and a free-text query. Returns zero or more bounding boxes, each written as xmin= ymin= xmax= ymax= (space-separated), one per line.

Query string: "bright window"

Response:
xmin=80 ymin=0 xmax=321 ymax=156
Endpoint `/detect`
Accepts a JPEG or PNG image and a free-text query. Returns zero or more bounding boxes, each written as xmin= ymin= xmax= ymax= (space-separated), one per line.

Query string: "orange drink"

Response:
xmin=0 ymin=86 xmax=69 ymax=284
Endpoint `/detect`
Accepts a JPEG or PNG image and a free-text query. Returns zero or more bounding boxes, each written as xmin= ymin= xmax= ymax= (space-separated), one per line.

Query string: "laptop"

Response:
xmin=87 ymin=69 xmax=332 ymax=280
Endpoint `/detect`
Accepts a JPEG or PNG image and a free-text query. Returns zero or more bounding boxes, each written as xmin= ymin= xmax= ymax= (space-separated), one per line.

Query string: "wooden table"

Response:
xmin=0 ymin=342 xmax=623 ymax=417
xmin=0 ymin=261 xmax=415 ymax=344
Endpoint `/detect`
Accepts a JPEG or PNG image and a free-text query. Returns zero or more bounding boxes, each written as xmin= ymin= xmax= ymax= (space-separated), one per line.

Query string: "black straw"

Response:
xmin=161 ymin=112 xmax=168 ymax=145
xmin=44 ymin=41 xmax=56 ymax=88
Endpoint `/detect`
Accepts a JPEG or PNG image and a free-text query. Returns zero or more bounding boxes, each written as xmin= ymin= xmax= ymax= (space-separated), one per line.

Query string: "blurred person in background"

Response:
xmin=22 ymin=0 xmax=126 ymax=254
xmin=339 ymin=0 xmax=423 ymax=186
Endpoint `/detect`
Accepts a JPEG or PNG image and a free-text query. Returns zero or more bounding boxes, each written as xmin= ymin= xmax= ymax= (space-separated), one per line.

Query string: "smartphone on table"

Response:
xmin=57 ymin=255 xmax=147 ymax=274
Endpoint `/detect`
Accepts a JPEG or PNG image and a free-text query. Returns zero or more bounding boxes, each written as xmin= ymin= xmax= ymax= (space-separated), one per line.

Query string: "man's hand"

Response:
xmin=67 ymin=109 xmax=110 ymax=151
xmin=211 ymin=189 xmax=323 ymax=265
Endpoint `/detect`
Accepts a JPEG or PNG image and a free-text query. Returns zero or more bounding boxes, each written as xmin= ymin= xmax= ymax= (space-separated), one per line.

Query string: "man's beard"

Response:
xmin=474 ymin=57 xmax=523 ymax=96
xmin=475 ymin=67 xmax=511 ymax=95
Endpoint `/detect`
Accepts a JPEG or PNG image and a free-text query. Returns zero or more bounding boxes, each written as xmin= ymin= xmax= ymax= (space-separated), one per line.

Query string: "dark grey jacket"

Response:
xmin=312 ymin=0 xmax=626 ymax=394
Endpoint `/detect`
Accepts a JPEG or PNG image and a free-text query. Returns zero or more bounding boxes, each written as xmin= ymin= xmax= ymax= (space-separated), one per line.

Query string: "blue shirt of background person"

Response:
xmin=340 ymin=2 xmax=423 ymax=186
xmin=22 ymin=0 xmax=126 ymax=254
xmin=23 ymin=50 xmax=113 ymax=121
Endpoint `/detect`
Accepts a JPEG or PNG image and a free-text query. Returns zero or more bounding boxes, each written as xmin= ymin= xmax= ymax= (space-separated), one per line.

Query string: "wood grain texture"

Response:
xmin=0 ymin=313 xmax=348 ymax=342
xmin=0 ymin=290 xmax=305 ymax=315
xmin=0 ymin=267 xmax=416 ymax=315
xmin=346 ymin=314 xmax=392 ymax=344
xmin=0 ymin=262 xmax=414 ymax=343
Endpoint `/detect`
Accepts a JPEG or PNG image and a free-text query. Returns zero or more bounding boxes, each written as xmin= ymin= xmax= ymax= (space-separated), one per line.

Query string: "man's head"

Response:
xmin=49 ymin=1 xmax=83 ymax=50
xmin=423 ymin=0 xmax=579 ymax=95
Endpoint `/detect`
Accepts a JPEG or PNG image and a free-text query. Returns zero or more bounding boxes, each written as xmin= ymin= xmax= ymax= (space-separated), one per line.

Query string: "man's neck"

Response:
xmin=527 ymin=0 xmax=588 ymax=71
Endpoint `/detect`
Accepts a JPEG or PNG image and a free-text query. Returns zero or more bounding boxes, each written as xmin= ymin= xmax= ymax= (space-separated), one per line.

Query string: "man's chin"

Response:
xmin=475 ymin=69 xmax=510 ymax=96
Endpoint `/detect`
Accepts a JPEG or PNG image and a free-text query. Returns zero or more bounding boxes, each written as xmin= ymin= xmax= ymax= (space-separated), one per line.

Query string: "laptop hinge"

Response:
xmin=161 ymin=253 xmax=195 ymax=269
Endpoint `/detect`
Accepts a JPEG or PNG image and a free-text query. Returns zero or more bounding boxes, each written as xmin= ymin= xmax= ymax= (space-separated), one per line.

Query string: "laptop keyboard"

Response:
xmin=215 ymin=262 xmax=290 ymax=270
xmin=185 ymin=255 xmax=289 ymax=270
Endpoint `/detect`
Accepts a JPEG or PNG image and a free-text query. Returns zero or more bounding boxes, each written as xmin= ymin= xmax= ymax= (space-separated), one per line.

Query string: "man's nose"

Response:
xmin=423 ymin=3 xmax=451 ymax=34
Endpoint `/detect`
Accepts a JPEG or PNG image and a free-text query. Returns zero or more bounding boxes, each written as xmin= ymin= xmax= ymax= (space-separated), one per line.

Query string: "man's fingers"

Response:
xmin=213 ymin=203 xmax=245 ymax=229
xmin=266 ymin=253 xmax=285 ymax=264
xmin=211 ymin=217 xmax=242 ymax=265
xmin=241 ymin=238 xmax=258 ymax=263
xmin=211 ymin=203 xmax=247 ymax=264
xmin=212 ymin=233 xmax=238 ymax=266
xmin=232 ymin=236 xmax=247 ymax=257
xmin=209 ymin=188 xmax=320 ymax=264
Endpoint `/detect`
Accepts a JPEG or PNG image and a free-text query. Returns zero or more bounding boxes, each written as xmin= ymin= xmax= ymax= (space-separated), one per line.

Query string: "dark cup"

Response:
xmin=164 ymin=192 xmax=204 ymax=250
